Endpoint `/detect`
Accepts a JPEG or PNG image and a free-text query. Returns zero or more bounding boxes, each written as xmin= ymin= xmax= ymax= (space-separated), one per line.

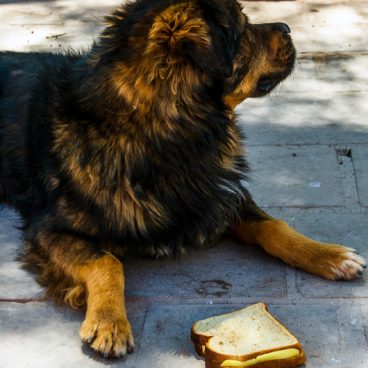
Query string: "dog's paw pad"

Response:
xmin=80 ymin=314 xmax=134 ymax=358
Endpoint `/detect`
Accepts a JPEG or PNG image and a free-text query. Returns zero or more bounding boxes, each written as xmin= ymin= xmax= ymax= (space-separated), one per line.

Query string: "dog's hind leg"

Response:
xmin=231 ymin=199 xmax=366 ymax=280
xmin=23 ymin=229 xmax=134 ymax=358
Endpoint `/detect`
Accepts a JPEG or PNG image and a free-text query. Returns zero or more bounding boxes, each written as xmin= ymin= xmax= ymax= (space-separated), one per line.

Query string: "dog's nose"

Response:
xmin=273 ymin=23 xmax=291 ymax=38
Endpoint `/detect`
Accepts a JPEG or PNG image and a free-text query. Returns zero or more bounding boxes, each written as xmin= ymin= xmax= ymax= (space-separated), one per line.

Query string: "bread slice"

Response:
xmin=191 ymin=303 xmax=305 ymax=368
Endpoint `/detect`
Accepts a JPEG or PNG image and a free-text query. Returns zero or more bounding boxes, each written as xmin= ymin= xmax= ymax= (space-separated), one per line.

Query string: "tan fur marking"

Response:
xmin=110 ymin=3 xmax=210 ymax=118
xmin=77 ymin=254 xmax=134 ymax=357
xmin=147 ymin=3 xmax=210 ymax=54
xmin=64 ymin=284 xmax=86 ymax=309
xmin=219 ymin=125 xmax=245 ymax=172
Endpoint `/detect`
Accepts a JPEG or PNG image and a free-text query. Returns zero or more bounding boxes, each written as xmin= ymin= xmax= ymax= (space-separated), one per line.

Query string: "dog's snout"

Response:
xmin=273 ymin=22 xmax=291 ymax=38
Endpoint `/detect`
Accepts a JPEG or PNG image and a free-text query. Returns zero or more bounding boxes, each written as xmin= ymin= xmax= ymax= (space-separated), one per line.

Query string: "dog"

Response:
xmin=0 ymin=0 xmax=365 ymax=358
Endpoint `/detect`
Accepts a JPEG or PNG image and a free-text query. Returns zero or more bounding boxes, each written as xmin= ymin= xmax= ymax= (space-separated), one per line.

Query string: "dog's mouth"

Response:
xmin=257 ymin=76 xmax=279 ymax=93
xmin=253 ymin=52 xmax=296 ymax=98
xmin=252 ymin=73 xmax=285 ymax=97
xmin=252 ymin=30 xmax=297 ymax=98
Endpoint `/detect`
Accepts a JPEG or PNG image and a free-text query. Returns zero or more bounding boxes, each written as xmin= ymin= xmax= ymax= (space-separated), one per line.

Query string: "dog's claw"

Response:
xmin=127 ymin=345 xmax=134 ymax=354
xmin=86 ymin=336 xmax=94 ymax=343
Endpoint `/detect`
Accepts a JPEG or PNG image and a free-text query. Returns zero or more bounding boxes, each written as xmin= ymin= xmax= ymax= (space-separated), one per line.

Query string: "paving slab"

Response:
xmin=239 ymin=91 xmax=368 ymax=146
xmin=0 ymin=207 xmax=43 ymax=300
xmin=360 ymin=304 xmax=368 ymax=358
xmin=134 ymin=303 xmax=368 ymax=368
xmin=278 ymin=210 xmax=368 ymax=297
xmin=337 ymin=304 xmax=368 ymax=368
xmin=272 ymin=303 xmax=368 ymax=368
xmin=125 ymin=240 xmax=287 ymax=300
xmin=351 ymin=144 xmax=368 ymax=207
xmin=246 ymin=145 xmax=345 ymax=207
xmin=287 ymin=55 xmax=368 ymax=94
xmin=0 ymin=300 xmax=147 ymax=368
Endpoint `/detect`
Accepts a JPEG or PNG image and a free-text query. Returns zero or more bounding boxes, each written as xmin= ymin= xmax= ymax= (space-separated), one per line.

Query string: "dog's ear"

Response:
xmin=182 ymin=31 xmax=234 ymax=79
xmin=146 ymin=3 xmax=233 ymax=79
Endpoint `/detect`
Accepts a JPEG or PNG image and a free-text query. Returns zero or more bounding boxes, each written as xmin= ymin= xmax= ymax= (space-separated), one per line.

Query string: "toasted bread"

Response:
xmin=191 ymin=303 xmax=305 ymax=368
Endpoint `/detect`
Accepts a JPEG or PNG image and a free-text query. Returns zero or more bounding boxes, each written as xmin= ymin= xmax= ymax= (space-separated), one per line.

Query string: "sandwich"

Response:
xmin=191 ymin=303 xmax=306 ymax=368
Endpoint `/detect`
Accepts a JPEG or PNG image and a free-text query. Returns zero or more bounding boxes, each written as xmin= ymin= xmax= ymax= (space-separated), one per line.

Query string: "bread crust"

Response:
xmin=191 ymin=303 xmax=306 ymax=368
xmin=204 ymin=351 xmax=306 ymax=368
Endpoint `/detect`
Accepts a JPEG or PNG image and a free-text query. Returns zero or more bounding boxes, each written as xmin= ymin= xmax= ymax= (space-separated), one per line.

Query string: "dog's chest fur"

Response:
xmin=53 ymin=110 xmax=248 ymax=257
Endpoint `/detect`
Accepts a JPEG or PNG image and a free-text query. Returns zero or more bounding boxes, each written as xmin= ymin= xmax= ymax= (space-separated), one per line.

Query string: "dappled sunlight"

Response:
xmin=239 ymin=92 xmax=368 ymax=132
xmin=345 ymin=55 xmax=368 ymax=80
xmin=317 ymin=5 xmax=367 ymax=26
xmin=243 ymin=1 xmax=368 ymax=53
xmin=237 ymin=52 xmax=368 ymax=137
xmin=0 ymin=0 xmax=121 ymax=51
xmin=295 ymin=26 xmax=366 ymax=52
xmin=0 ymin=0 xmax=367 ymax=52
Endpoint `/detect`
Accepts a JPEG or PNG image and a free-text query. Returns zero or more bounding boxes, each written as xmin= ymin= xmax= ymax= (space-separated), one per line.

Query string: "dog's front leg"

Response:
xmin=78 ymin=252 xmax=134 ymax=357
xmin=27 ymin=230 xmax=134 ymax=358
xmin=231 ymin=198 xmax=366 ymax=280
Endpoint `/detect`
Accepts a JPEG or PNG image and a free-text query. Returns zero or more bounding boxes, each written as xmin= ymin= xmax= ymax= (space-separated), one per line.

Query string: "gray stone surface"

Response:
xmin=0 ymin=208 xmax=43 ymax=300
xmin=0 ymin=301 xmax=147 ymax=368
xmin=352 ymin=145 xmax=368 ymax=206
xmin=360 ymin=304 xmax=368 ymax=361
xmin=247 ymin=145 xmax=345 ymax=207
xmin=125 ymin=241 xmax=287 ymax=300
xmin=289 ymin=56 xmax=368 ymax=94
xmin=272 ymin=303 xmax=368 ymax=368
xmin=132 ymin=304 xmax=208 ymax=368
xmin=337 ymin=305 xmax=368 ymax=368
xmin=133 ymin=303 xmax=368 ymax=368
xmin=239 ymin=92 xmax=368 ymax=146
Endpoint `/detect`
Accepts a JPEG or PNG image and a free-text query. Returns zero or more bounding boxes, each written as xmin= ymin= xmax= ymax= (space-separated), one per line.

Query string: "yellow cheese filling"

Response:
xmin=220 ymin=348 xmax=300 ymax=367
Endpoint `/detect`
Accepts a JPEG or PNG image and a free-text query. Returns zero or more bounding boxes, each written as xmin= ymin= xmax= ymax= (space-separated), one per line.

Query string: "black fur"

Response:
xmin=0 ymin=0 xmax=253 ymax=276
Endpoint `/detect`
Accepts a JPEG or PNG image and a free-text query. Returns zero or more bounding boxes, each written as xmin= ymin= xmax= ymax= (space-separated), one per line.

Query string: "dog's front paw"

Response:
xmin=80 ymin=310 xmax=134 ymax=358
xmin=312 ymin=245 xmax=366 ymax=280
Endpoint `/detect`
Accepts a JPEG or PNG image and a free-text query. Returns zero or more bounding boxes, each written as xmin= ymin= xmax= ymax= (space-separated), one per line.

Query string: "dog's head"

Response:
xmin=224 ymin=18 xmax=296 ymax=108
xmin=96 ymin=0 xmax=295 ymax=110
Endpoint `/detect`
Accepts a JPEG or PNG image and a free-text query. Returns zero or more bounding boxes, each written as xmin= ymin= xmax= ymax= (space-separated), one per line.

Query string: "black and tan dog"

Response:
xmin=0 ymin=0 xmax=365 ymax=358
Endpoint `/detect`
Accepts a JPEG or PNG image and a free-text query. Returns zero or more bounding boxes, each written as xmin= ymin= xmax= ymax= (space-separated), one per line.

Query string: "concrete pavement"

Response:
xmin=0 ymin=1 xmax=367 ymax=367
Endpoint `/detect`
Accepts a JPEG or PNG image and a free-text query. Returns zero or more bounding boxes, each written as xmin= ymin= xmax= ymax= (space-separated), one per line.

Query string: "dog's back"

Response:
xmin=0 ymin=52 xmax=77 ymax=214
